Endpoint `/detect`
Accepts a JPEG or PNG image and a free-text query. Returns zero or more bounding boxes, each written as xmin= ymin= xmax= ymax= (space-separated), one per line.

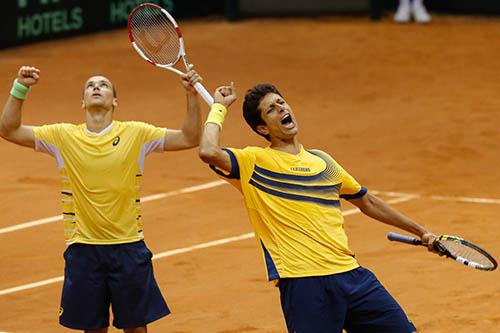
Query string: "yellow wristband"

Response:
xmin=205 ymin=103 xmax=228 ymax=128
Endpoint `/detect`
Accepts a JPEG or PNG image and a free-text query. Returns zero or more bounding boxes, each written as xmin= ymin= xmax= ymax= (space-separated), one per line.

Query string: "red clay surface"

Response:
xmin=0 ymin=15 xmax=499 ymax=332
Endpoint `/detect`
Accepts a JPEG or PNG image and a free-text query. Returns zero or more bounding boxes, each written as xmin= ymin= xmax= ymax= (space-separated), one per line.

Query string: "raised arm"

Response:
xmin=0 ymin=66 xmax=40 ymax=148
xmin=199 ymin=83 xmax=237 ymax=172
xmin=349 ymin=191 xmax=436 ymax=251
xmin=163 ymin=65 xmax=202 ymax=151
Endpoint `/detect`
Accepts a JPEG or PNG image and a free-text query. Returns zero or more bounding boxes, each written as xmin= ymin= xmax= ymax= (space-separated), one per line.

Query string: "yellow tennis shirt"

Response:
xmin=34 ymin=121 xmax=167 ymax=245
xmin=212 ymin=146 xmax=367 ymax=280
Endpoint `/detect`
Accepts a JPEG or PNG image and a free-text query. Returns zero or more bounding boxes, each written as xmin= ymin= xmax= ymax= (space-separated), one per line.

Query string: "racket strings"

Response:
xmin=440 ymin=240 xmax=494 ymax=266
xmin=130 ymin=7 xmax=180 ymax=65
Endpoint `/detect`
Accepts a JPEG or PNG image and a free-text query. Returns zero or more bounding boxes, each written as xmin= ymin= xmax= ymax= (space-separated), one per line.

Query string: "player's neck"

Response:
xmin=269 ymin=137 xmax=301 ymax=155
xmin=85 ymin=109 xmax=113 ymax=133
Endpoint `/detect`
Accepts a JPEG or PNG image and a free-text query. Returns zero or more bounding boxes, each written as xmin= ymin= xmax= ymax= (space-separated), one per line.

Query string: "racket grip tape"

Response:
xmin=194 ymin=82 xmax=214 ymax=106
xmin=387 ymin=232 xmax=422 ymax=246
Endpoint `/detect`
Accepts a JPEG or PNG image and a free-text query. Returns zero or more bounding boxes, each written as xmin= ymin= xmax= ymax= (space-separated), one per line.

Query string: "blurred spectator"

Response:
xmin=394 ymin=0 xmax=431 ymax=23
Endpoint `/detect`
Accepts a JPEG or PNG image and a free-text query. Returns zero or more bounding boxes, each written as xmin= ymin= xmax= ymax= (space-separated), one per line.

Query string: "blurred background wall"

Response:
xmin=2 ymin=0 xmax=499 ymax=49
xmin=0 ymin=0 xmax=223 ymax=49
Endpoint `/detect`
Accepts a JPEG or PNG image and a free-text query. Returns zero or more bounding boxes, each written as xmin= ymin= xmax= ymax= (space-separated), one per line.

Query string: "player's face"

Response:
xmin=257 ymin=93 xmax=298 ymax=140
xmin=82 ymin=76 xmax=117 ymax=111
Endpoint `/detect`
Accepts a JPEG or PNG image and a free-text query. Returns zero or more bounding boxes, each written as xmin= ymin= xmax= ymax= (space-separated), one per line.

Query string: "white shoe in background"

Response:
xmin=394 ymin=3 xmax=411 ymax=23
xmin=412 ymin=2 xmax=432 ymax=23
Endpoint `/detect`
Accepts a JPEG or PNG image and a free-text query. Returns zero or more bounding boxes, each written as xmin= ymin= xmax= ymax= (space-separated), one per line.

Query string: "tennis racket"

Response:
xmin=128 ymin=3 xmax=214 ymax=105
xmin=388 ymin=232 xmax=497 ymax=271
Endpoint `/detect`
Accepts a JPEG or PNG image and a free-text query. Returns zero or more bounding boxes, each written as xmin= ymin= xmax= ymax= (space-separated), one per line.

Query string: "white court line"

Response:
xmin=0 ymin=215 xmax=62 ymax=235
xmin=371 ymin=190 xmax=500 ymax=205
xmin=0 ymin=276 xmax=64 ymax=297
xmin=428 ymin=195 xmax=500 ymax=205
xmin=0 ymin=195 xmax=416 ymax=297
xmin=2 ymin=181 xmax=499 ymax=236
xmin=0 ymin=180 xmax=226 ymax=235
xmin=371 ymin=190 xmax=416 ymax=197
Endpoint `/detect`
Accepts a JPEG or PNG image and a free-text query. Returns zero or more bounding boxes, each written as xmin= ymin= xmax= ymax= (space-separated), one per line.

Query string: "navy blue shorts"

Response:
xmin=278 ymin=267 xmax=416 ymax=333
xmin=59 ymin=241 xmax=170 ymax=330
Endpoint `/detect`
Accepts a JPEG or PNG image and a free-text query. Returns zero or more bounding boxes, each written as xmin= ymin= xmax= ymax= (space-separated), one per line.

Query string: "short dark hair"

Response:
xmin=242 ymin=83 xmax=283 ymax=141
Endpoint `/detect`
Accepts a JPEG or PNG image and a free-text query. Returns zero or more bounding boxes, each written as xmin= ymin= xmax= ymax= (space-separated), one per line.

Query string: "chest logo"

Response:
xmin=112 ymin=136 xmax=121 ymax=146
xmin=291 ymin=167 xmax=311 ymax=172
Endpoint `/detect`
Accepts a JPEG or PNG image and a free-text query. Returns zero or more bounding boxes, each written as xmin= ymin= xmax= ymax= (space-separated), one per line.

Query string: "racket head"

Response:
xmin=128 ymin=3 xmax=184 ymax=67
xmin=435 ymin=235 xmax=497 ymax=271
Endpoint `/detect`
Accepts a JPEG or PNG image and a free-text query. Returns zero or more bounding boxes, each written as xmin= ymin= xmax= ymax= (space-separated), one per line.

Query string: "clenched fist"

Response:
xmin=17 ymin=66 xmax=40 ymax=87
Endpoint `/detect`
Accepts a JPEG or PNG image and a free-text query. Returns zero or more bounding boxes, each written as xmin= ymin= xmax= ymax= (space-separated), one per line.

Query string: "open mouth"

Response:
xmin=281 ymin=114 xmax=294 ymax=127
xmin=92 ymin=93 xmax=102 ymax=98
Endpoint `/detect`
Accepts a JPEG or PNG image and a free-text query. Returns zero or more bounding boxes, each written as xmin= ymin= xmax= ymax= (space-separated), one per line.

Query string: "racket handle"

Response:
xmin=387 ymin=232 xmax=422 ymax=246
xmin=194 ymin=82 xmax=214 ymax=106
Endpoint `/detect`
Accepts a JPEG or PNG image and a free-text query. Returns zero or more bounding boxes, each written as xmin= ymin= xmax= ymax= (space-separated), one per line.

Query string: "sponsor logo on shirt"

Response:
xmin=291 ymin=167 xmax=311 ymax=172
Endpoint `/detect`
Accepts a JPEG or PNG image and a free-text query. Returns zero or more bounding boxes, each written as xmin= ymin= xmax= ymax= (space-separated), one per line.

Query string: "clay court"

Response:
xmin=0 ymin=14 xmax=499 ymax=333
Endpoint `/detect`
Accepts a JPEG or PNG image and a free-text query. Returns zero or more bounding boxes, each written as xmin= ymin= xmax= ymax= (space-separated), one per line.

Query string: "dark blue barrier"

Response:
xmin=224 ymin=0 xmax=500 ymax=21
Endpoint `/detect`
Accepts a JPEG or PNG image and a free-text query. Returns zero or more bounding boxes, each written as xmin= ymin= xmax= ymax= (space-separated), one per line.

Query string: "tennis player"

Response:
xmin=199 ymin=82 xmax=438 ymax=333
xmin=0 ymin=65 xmax=203 ymax=333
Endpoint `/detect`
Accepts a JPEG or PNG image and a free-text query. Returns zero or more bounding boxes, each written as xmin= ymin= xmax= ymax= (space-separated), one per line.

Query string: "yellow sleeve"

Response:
xmin=309 ymin=149 xmax=367 ymax=200
xmin=33 ymin=123 xmax=66 ymax=153
xmin=136 ymin=121 xmax=167 ymax=142
xmin=209 ymin=147 xmax=257 ymax=188
xmin=133 ymin=121 xmax=167 ymax=153
xmin=338 ymin=164 xmax=367 ymax=200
